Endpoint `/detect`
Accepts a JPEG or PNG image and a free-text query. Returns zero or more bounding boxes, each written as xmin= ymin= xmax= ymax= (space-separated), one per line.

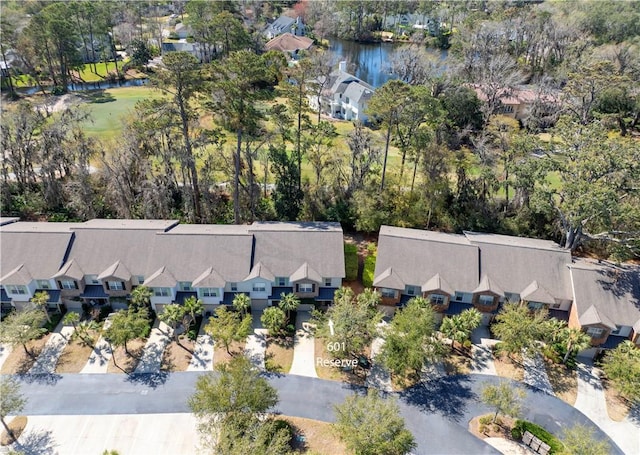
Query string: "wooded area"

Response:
xmin=1 ymin=0 xmax=638 ymax=259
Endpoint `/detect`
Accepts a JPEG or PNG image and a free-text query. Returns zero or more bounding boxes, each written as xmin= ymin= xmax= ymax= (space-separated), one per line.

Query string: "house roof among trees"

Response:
xmin=375 ymin=226 xmax=479 ymax=292
xmin=249 ymin=222 xmax=345 ymax=279
xmin=569 ymin=260 xmax=640 ymax=328
xmin=265 ymin=33 xmax=313 ymax=53
xmin=464 ymin=231 xmax=573 ymax=302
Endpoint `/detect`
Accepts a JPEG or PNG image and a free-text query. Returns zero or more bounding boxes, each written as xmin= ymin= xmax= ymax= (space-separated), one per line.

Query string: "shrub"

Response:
xmin=362 ymin=254 xmax=376 ymax=287
xmin=187 ymin=315 xmax=203 ymax=341
xmin=511 ymin=420 xmax=563 ymax=454
xmin=479 ymin=415 xmax=492 ymax=425
xmin=98 ymin=305 xmax=114 ymax=322
xmin=43 ymin=311 xmax=65 ymax=333
xmin=344 ymin=243 xmax=358 ymax=281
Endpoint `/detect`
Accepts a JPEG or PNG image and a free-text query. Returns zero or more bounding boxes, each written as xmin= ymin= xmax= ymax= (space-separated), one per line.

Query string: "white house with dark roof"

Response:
xmin=308 ymin=61 xmax=375 ymax=123
xmin=264 ymin=15 xmax=305 ymax=39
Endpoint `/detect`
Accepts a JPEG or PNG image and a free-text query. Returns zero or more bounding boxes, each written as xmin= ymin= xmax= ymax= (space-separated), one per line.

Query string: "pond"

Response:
xmin=328 ymin=37 xmax=447 ymax=88
xmin=16 ymin=77 xmax=149 ymax=96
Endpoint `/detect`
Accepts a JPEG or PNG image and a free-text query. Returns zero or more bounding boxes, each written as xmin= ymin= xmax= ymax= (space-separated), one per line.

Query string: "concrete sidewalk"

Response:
xmin=288 ymin=311 xmax=317 ymax=377
xmin=80 ymin=336 xmax=113 ymax=374
xmin=133 ymin=320 xmax=172 ymax=374
xmin=523 ymin=352 xmax=554 ymax=395
xmin=469 ymin=326 xmax=498 ymax=375
xmin=9 ymin=413 xmax=199 ymax=455
xmin=366 ymin=321 xmax=392 ymax=392
xmin=186 ymin=325 xmax=214 ymax=372
xmin=28 ymin=324 xmax=74 ymax=375
xmin=574 ymin=359 xmax=640 ymax=455
xmin=0 ymin=343 xmax=13 ymax=370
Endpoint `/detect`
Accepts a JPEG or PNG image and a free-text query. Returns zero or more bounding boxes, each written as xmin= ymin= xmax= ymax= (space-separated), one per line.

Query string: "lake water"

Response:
xmin=328 ymin=38 xmax=447 ymax=88
xmin=16 ymin=77 xmax=148 ymax=96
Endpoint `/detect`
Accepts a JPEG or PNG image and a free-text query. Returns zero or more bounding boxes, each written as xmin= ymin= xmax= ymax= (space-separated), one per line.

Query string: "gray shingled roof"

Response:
xmin=343 ymin=81 xmax=374 ymax=104
xmin=464 ymin=231 xmax=573 ymax=302
xmin=192 ymin=267 xmax=226 ymax=288
xmin=290 ymin=262 xmax=322 ymax=283
xmin=245 ymin=262 xmax=275 ymax=282
xmin=150 ymin=227 xmax=253 ymax=283
xmin=250 ymin=222 xmax=345 ymax=279
xmin=570 ymin=260 xmax=640 ymax=328
xmin=374 ymin=226 xmax=479 ymax=291
xmin=62 ymin=228 xmax=165 ymax=280
xmin=0 ymin=230 xmax=74 ymax=283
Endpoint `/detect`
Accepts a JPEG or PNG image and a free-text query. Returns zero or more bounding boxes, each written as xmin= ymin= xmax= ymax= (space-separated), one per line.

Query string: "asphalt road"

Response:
xmin=14 ymin=372 xmax=623 ymax=455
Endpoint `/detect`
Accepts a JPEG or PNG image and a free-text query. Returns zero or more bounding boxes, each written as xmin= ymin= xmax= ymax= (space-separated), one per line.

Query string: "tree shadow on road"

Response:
xmin=399 ymin=375 xmax=476 ymax=422
xmin=126 ymin=371 xmax=169 ymax=388
xmin=19 ymin=372 xmax=62 ymax=386
xmin=12 ymin=429 xmax=56 ymax=455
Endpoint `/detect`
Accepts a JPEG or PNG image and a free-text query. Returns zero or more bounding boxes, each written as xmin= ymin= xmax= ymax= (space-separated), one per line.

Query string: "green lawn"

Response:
xmin=76 ymin=61 xmax=127 ymax=82
xmin=79 ymin=86 xmax=162 ymax=139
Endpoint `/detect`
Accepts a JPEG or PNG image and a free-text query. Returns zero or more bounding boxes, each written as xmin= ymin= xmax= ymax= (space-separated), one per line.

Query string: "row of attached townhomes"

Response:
xmin=373 ymin=226 xmax=640 ymax=358
xmin=1 ymin=219 xmax=638 ymax=359
xmin=0 ymin=218 xmax=344 ymax=317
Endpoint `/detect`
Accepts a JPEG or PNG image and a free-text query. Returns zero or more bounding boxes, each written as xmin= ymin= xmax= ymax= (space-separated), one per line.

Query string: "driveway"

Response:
xmin=13 ymin=373 xmax=623 ymax=455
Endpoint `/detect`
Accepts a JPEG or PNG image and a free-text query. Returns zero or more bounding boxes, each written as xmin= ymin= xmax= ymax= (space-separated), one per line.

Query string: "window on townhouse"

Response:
xmin=36 ymin=280 xmax=51 ymax=289
xmin=586 ymin=327 xmax=605 ymax=338
xmin=60 ymin=280 xmax=76 ymax=290
xmin=253 ymin=282 xmax=266 ymax=292
xmin=178 ymin=281 xmax=192 ymax=291
xmin=610 ymin=326 xmax=622 ymax=336
xmin=201 ymin=288 xmax=218 ymax=298
xmin=6 ymin=285 xmax=27 ymax=295
xmin=153 ymin=287 xmax=170 ymax=297
xmin=230 ymin=283 xmax=238 ymax=292
xmin=87 ymin=275 xmax=100 ymax=285
xmin=107 ymin=281 xmax=124 ymax=291
xmin=429 ymin=294 xmax=446 ymax=305
xmin=380 ymin=288 xmax=396 ymax=298
xmin=324 ymin=278 xmax=332 ymax=287
xmin=454 ymin=292 xmax=464 ymax=301
xmin=298 ymin=283 xmax=313 ymax=293
xmin=527 ymin=301 xmax=545 ymax=311
xmin=276 ymin=277 xmax=288 ymax=287
xmin=136 ymin=276 xmax=145 ymax=285
xmin=478 ymin=295 xmax=495 ymax=306
xmin=405 ymin=285 xmax=418 ymax=296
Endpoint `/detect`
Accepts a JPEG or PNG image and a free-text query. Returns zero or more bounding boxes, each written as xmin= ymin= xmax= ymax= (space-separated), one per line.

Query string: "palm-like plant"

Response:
xmin=333 ymin=286 xmax=354 ymax=305
xmin=562 ymin=327 xmax=592 ymax=364
xmin=232 ymin=293 xmax=251 ymax=317
xmin=130 ymin=285 xmax=152 ymax=311
xmin=356 ymin=288 xmax=381 ymax=310
xmin=183 ymin=296 xmax=204 ymax=329
xmin=159 ymin=304 xmax=187 ymax=343
xmin=30 ymin=291 xmax=51 ymax=323
xmin=278 ymin=293 xmax=300 ymax=323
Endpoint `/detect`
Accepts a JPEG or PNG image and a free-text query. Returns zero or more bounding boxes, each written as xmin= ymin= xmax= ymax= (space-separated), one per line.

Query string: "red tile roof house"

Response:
xmin=0 ymin=219 xmax=345 ymax=317
xmin=373 ymin=225 xmax=640 ymax=358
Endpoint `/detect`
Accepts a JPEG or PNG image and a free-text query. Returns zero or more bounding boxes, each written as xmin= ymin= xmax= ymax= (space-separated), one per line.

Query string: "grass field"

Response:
xmin=79 ymin=86 xmax=162 ymax=139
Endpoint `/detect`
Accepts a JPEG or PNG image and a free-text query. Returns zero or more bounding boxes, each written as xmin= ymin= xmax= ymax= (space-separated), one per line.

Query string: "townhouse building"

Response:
xmin=373 ymin=225 xmax=640 ymax=358
xmin=0 ymin=219 xmax=345 ymax=317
